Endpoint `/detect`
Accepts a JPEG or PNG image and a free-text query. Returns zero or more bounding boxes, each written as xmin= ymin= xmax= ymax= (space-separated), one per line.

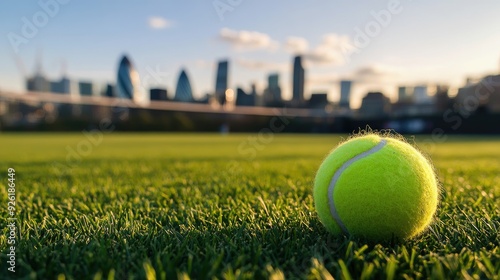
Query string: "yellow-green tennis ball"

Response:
xmin=313 ymin=134 xmax=439 ymax=240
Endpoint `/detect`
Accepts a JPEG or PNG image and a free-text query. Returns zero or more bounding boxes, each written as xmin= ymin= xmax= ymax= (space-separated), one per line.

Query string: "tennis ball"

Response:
xmin=313 ymin=134 xmax=439 ymax=240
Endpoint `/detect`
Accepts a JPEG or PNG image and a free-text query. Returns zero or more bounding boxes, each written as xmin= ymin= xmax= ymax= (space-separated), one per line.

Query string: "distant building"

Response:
xmin=392 ymin=86 xmax=414 ymax=117
xmin=50 ymin=77 xmax=71 ymax=94
xmin=339 ymin=80 xmax=352 ymax=109
xmin=26 ymin=74 xmax=50 ymax=92
xmin=215 ymin=60 xmax=229 ymax=105
xmin=456 ymin=75 xmax=500 ymax=113
xmin=488 ymin=76 xmax=500 ymax=113
xmin=174 ymin=69 xmax=194 ymax=102
xmin=116 ymin=55 xmax=140 ymax=100
xmin=26 ymin=58 xmax=51 ymax=92
xmin=465 ymin=77 xmax=480 ymax=86
xmin=413 ymin=85 xmax=432 ymax=104
xmin=78 ymin=81 xmax=93 ymax=96
xmin=235 ymin=87 xmax=255 ymax=106
xmin=250 ymin=83 xmax=257 ymax=96
xmin=104 ymin=84 xmax=116 ymax=97
xmin=309 ymin=93 xmax=329 ymax=109
xmin=292 ymin=56 xmax=305 ymax=106
xmin=150 ymin=88 xmax=168 ymax=101
xmin=397 ymin=86 xmax=413 ymax=103
xmin=434 ymin=85 xmax=451 ymax=113
xmin=263 ymin=73 xmax=282 ymax=107
xmin=358 ymin=92 xmax=391 ymax=118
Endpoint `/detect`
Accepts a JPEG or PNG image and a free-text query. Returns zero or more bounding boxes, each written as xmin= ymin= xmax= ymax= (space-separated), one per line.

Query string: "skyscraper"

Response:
xmin=340 ymin=80 xmax=352 ymax=109
xmin=292 ymin=56 xmax=305 ymax=105
xmin=263 ymin=73 xmax=282 ymax=107
xmin=116 ymin=55 xmax=140 ymax=100
xmin=268 ymin=74 xmax=279 ymax=92
xmin=215 ymin=60 xmax=229 ymax=105
xmin=174 ymin=69 xmax=194 ymax=102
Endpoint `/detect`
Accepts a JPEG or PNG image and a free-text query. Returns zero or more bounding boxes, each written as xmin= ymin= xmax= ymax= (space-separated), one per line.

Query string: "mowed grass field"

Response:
xmin=0 ymin=133 xmax=499 ymax=279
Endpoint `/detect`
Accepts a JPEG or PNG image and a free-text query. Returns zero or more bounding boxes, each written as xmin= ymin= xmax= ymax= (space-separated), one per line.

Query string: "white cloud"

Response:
xmin=284 ymin=37 xmax=309 ymax=54
xmin=303 ymin=34 xmax=355 ymax=66
xmin=219 ymin=28 xmax=279 ymax=52
xmin=148 ymin=16 xmax=172 ymax=29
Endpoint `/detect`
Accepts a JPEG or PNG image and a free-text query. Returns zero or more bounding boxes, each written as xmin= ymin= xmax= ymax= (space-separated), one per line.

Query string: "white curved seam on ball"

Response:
xmin=328 ymin=139 xmax=387 ymax=234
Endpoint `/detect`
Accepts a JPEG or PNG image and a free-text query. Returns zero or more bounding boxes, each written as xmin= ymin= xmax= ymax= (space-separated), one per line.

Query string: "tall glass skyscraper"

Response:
xmin=340 ymin=80 xmax=352 ymax=109
xmin=264 ymin=73 xmax=282 ymax=106
xmin=268 ymin=73 xmax=281 ymax=98
xmin=215 ymin=60 xmax=229 ymax=105
xmin=292 ymin=56 xmax=305 ymax=104
xmin=116 ymin=55 xmax=140 ymax=100
xmin=174 ymin=69 xmax=194 ymax=102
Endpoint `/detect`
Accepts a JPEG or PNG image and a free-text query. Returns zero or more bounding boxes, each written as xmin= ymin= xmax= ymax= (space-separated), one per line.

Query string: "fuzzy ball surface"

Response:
xmin=313 ymin=134 xmax=439 ymax=240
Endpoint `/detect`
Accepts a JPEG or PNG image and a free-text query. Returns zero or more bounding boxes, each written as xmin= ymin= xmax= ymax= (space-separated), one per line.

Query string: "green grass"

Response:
xmin=0 ymin=133 xmax=499 ymax=279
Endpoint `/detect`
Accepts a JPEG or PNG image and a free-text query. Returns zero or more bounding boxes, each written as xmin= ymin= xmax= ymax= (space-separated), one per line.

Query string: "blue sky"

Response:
xmin=1 ymin=0 xmax=500 ymax=108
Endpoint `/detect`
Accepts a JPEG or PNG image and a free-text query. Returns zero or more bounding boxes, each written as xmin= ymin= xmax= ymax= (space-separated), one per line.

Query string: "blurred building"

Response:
xmin=358 ymin=92 xmax=391 ymax=118
xmin=250 ymin=83 xmax=258 ymax=104
xmin=397 ymin=86 xmax=413 ymax=102
xmin=26 ymin=73 xmax=50 ymax=92
xmin=413 ymin=85 xmax=432 ymax=104
xmin=456 ymin=74 xmax=500 ymax=113
xmin=339 ymin=80 xmax=352 ymax=109
xmin=50 ymin=77 xmax=71 ymax=94
xmin=150 ymin=88 xmax=168 ymax=101
xmin=78 ymin=81 xmax=93 ymax=96
xmin=292 ymin=55 xmax=305 ymax=106
xmin=434 ymin=85 xmax=452 ymax=113
xmin=411 ymin=85 xmax=437 ymax=115
xmin=174 ymin=69 xmax=194 ymax=102
xmin=235 ymin=87 xmax=255 ymax=106
xmin=263 ymin=73 xmax=282 ymax=107
xmin=393 ymin=86 xmax=414 ymax=117
xmin=26 ymin=58 xmax=51 ymax=92
xmin=116 ymin=55 xmax=140 ymax=100
xmin=489 ymin=76 xmax=500 ymax=112
xmin=215 ymin=60 xmax=229 ymax=105
xmin=309 ymin=93 xmax=329 ymax=109
xmin=104 ymin=84 xmax=116 ymax=97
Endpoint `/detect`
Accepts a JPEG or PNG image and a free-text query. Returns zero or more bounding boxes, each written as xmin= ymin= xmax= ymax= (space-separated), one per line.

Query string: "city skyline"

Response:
xmin=1 ymin=1 xmax=500 ymax=109
xmin=11 ymin=52 xmax=500 ymax=110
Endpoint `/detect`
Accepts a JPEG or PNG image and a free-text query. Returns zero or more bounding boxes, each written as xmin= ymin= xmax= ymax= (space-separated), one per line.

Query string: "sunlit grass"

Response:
xmin=0 ymin=133 xmax=498 ymax=279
